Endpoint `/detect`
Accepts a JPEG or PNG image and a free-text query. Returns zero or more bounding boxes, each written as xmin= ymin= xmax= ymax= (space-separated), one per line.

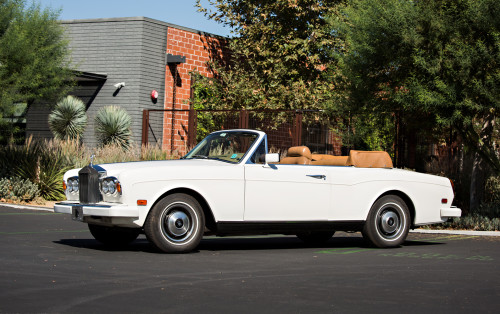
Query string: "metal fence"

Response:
xmin=141 ymin=109 xmax=341 ymax=155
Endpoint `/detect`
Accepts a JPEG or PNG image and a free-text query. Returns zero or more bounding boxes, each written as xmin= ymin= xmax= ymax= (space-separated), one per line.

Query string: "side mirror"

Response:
xmin=264 ymin=153 xmax=279 ymax=167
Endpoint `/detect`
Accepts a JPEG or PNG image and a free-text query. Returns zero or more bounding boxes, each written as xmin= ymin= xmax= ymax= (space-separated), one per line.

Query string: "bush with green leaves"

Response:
xmin=0 ymin=176 xmax=40 ymax=202
xmin=0 ymin=137 xmax=70 ymax=200
xmin=48 ymin=95 xmax=87 ymax=140
xmin=430 ymin=214 xmax=500 ymax=232
xmin=485 ymin=176 xmax=500 ymax=203
xmin=94 ymin=106 xmax=132 ymax=149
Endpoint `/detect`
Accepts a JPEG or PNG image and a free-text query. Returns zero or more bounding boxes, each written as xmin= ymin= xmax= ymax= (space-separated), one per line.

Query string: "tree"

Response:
xmin=0 ymin=0 xmax=73 ymax=140
xmin=195 ymin=0 xmax=346 ymax=111
xmin=336 ymin=0 xmax=500 ymax=210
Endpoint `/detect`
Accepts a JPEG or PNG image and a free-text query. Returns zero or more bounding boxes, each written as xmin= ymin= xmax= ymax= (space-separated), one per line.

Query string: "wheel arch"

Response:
xmin=375 ymin=190 xmax=416 ymax=227
xmin=148 ymin=187 xmax=217 ymax=232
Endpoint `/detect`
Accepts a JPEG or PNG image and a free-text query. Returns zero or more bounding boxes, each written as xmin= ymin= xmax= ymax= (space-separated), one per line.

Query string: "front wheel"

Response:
xmin=88 ymin=224 xmax=140 ymax=247
xmin=144 ymin=193 xmax=205 ymax=253
xmin=362 ymin=195 xmax=410 ymax=248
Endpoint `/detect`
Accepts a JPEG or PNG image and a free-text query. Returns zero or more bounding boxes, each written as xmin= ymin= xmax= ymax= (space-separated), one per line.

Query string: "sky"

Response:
xmin=35 ymin=0 xmax=232 ymax=37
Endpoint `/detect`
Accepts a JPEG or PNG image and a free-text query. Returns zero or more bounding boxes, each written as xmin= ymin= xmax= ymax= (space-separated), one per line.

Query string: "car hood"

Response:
xmin=64 ymin=159 xmax=236 ymax=180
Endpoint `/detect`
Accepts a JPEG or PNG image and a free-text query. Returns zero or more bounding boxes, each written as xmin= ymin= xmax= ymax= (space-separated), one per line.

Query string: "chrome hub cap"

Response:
xmin=160 ymin=202 xmax=196 ymax=243
xmin=376 ymin=203 xmax=405 ymax=240
xmin=380 ymin=211 xmax=399 ymax=234
xmin=166 ymin=211 xmax=190 ymax=237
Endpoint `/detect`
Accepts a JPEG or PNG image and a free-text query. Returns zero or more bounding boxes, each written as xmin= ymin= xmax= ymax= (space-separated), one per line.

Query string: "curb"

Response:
xmin=411 ymin=229 xmax=500 ymax=237
xmin=1 ymin=202 xmax=54 ymax=213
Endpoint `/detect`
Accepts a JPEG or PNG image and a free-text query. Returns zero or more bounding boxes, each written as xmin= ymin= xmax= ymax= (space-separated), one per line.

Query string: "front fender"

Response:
xmin=131 ymin=179 xmax=245 ymax=226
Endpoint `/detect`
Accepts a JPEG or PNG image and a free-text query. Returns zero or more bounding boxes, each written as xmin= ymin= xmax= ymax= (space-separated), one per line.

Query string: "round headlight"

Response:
xmin=102 ymin=180 xmax=109 ymax=194
xmin=108 ymin=184 xmax=116 ymax=194
xmin=107 ymin=180 xmax=116 ymax=194
xmin=66 ymin=177 xmax=79 ymax=194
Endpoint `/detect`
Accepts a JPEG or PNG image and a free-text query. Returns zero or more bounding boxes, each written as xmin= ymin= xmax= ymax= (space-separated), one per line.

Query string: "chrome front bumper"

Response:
xmin=54 ymin=202 xmax=139 ymax=220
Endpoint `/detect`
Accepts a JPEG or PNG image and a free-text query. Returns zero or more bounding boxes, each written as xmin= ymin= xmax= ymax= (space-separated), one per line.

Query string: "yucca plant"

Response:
xmin=94 ymin=106 xmax=132 ymax=149
xmin=14 ymin=138 xmax=70 ymax=201
xmin=48 ymin=96 xmax=87 ymax=140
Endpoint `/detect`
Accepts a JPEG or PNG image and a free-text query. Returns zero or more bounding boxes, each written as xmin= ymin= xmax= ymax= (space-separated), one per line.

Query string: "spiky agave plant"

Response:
xmin=94 ymin=106 xmax=132 ymax=149
xmin=48 ymin=96 xmax=87 ymax=140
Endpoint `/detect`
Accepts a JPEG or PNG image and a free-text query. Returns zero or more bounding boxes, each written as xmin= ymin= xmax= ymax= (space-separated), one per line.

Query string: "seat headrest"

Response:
xmin=346 ymin=150 xmax=393 ymax=168
xmin=287 ymin=146 xmax=312 ymax=160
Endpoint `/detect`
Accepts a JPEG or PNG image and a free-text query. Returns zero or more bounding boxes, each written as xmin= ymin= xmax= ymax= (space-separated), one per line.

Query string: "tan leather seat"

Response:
xmin=280 ymin=146 xmax=393 ymax=168
xmin=311 ymin=155 xmax=348 ymax=166
xmin=280 ymin=146 xmax=312 ymax=165
xmin=346 ymin=150 xmax=393 ymax=168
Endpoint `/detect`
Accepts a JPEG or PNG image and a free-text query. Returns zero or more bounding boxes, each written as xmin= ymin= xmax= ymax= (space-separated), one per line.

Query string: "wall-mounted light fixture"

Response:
xmin=113 ymin=82 xmax=126 ymax=89
xmin=166 ymin=54 xmax=186 ymax=64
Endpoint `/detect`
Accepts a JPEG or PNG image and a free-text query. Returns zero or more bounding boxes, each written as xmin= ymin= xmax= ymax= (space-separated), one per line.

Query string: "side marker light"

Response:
xmin=441 ymin=198 xmax=448 ymax=204
xmin=137 ymin=200 xmax=147 ymax=206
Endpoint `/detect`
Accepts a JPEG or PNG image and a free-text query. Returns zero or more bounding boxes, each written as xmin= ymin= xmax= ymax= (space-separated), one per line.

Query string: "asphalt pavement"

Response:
xmin=0 ymin=205 xmax=499 ymax=313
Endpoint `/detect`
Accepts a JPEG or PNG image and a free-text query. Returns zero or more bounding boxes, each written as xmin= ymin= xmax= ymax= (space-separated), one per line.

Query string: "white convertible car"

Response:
xmin=55 ymin=129 xmax=461 ymax=253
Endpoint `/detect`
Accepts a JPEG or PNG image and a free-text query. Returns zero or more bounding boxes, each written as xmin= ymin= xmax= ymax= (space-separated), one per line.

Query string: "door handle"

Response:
xmin=307 ymin=174 xmax=326 ymax=180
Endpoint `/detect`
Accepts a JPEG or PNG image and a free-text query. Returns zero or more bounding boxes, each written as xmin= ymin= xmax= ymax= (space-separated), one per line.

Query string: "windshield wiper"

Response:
xmin=190 ymin=155 xmax=209 ymax=159
xmin=188 ymin=155 xmax=229 ymax=162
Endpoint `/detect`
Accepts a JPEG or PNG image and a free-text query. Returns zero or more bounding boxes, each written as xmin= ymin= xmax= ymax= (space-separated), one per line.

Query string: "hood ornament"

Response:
xmin=90 ymin=154 xmax=95 ymax=167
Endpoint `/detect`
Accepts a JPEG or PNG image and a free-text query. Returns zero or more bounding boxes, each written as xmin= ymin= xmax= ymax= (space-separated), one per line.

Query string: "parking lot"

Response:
xmin=0 ymin=205 xmax=499 ymax=313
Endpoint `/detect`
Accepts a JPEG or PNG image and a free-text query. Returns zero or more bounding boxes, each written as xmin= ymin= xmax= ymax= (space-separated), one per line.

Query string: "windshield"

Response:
xmin=184 ymin=131 xmax=259 ymax=163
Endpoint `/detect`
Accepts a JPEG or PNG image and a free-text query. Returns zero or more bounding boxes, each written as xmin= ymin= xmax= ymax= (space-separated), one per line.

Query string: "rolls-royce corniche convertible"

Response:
xmin=55 ymin=129 xmax=461 ymax=253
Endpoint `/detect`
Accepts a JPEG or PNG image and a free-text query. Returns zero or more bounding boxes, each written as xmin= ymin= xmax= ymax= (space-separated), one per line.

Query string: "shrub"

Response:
xmin=422 ymin=212 xmax=500 ymax=232
xmin=48 ymin=96 xmax=87 ymax=140
xmin=14 ymin=138 xmax=70 ymax=201
xmin=94 ymin=106 xmax=132 ymax=149
xmin=0 ymin=137 xmax=70 ymax=201
xmin=485 ymin=175 xmax=500 ymax=203
xmin=0 ymin=177 xmax=40 ymax=202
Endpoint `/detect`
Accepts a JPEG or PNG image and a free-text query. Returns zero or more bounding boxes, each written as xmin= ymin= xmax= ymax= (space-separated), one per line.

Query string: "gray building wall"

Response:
xmin=27 ymin=17 xmax=169 ymax=147
xmin=65 ymin=17 xmax=168 ymax=147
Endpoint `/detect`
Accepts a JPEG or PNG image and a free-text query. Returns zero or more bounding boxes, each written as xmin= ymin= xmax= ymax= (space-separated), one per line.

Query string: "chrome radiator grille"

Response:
xmin=78 ymin=165 xmax=100 ymax=204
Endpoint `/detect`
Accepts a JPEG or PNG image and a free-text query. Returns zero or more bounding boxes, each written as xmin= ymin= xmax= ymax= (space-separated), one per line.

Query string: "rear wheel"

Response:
xmin=362 ymin=195 xmax=410 ymax=248
xmin=145 ymin=193 xmax=205 ymax=253
xmin=88 ymin=224 xmax=140 ymax=246
xmin=297 ymin=231 xmax=335 ymax=244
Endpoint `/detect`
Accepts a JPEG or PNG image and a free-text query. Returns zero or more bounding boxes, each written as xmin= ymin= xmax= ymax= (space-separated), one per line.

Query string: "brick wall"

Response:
xmin=163 ymin=27 xmax=228 ymax=154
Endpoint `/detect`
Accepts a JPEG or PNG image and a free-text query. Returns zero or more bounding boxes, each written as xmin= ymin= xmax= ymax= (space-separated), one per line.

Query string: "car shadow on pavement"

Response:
xmin=54 ymin=238 xmax=160 ymax=253
xmin=54 ymin=233 xmax=442 ymax=254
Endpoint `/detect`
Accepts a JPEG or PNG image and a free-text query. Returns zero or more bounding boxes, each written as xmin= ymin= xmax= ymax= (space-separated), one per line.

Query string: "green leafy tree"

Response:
xmin=48 ymin=95 xmax=87 ymax=140
xmin=0 ymin=0 xmax=73 ymax=140
xmin=95 ymin=106 xmax=132 ymax=149
xmin=195 ymin=0 xmax=346 ymax=111
xmin=336 ymin=0 xmax=500 ymax=210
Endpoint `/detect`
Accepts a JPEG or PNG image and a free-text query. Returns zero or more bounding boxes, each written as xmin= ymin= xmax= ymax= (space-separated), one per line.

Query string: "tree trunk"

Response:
xmin=469 ymin=113 xmax=495 ymax=213
xmin=469 ymin=152 xmax=484 ymax=213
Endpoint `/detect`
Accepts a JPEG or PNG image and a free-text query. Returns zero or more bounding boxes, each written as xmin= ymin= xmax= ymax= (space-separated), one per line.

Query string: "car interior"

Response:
xmin=279 ymin=146 xmax=393 ymax=168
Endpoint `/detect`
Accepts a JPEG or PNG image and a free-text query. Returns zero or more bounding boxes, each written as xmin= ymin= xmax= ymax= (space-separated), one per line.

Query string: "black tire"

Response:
xmin=144 ymin=193 xmax=205 ymax=253
xmin=362 ymin=195 xmax=410 ymax=248
xmin=88 ymin=224 xmax=140 ymax=246
xmin=297 ymin=231 xmax=335 ymax=244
